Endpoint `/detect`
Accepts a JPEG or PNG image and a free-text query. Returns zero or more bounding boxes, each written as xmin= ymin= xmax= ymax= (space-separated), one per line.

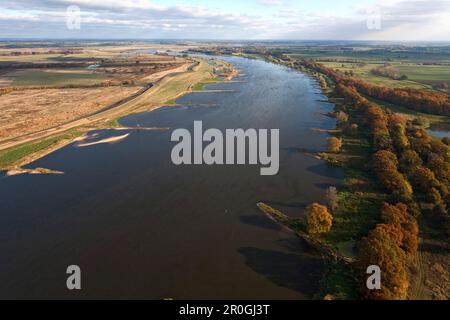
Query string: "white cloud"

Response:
xmin=0 ymin=0 xmax=449 ymax=40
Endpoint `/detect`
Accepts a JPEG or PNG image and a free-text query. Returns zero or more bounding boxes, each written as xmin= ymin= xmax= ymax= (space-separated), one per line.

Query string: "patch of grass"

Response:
xmin=320 ymin=61 xmax=429 ymax=89
xmin=396 ymin=65 xmax=450 ymax=83
xmin=165 ymin=99 xmax=177 ymax=105
xmin=0 ymin=129 xmax=82 ymax=169
xmin=202 ymin=77 xmax=223 ymax=83
xmin=319 ymin=261 xmax=358 ymax=300
xmin=368 ymin=96 xmax=450 ymax=126
xmin=192 ymin=82 xmax=205 ymax=91
xmin=327 ymin=191 xmax=382 ymax=243
xmin=324 ymin=115 xmax=383 ymax=243
xmin=105 ymin=118 xmax=121 ymax=128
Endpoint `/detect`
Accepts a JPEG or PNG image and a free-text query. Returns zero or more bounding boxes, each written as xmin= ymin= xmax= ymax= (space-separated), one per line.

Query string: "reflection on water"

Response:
xmin=0 ymin=56 xmax=342 ymax=299
xmin=427 ymin=122 xmax=450 ymax=138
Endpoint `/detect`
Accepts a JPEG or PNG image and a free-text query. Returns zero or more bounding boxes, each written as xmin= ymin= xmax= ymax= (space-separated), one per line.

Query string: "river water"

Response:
xmin=0 ymin=56 xmax=342 ymax=299
xmin=427 ymin=122 xmax=450 ymax=138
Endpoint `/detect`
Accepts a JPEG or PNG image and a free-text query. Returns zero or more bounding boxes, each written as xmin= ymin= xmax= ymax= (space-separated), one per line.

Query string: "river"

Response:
xmin=0 ymin=56 xmax=342 ymax=299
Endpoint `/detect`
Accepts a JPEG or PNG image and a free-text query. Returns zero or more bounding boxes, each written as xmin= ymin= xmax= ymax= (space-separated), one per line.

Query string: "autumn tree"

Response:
xmin=327 ymin=137 xmax=343 ymax=153
xmin=359 ymin=224 xmax=409 ymax=300
xmin=427 ymin=154 xmax=450 ymax=186
xmin=306 ymin=203 xmax=333 ymax=235
xmin=374 ymin=133 xmax=394 ymax=151
xmin=391 ymin=123 xmax=410 ymax=152
xmin=372 ymin=150 xmax=413 ymax=199
xmin=410 ymin=167 xmax=440 ymax=194
xmin=335 ymin=111 xmax=349 ymax=123
xmin=399 ymin=149 xmax=423 ymax=175
xmin=380 ymin=203 xmax=419 ymax=255
xmin=372 ymin=150 xmax=399 ymax=173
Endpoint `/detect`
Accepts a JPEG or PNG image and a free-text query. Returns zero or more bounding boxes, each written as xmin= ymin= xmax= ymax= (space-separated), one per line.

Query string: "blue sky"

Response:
xmin=1 ymin=0 xmax=449 ymax=40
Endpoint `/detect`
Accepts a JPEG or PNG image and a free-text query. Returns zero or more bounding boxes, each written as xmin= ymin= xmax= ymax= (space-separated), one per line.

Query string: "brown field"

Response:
xmin=0 ymin=86 xmax=141 ymax=142
xmin=0 ymin=48 xmax=193 ymax=146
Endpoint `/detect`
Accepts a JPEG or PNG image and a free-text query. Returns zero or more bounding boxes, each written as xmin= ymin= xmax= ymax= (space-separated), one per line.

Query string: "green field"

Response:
xmin=396 ymin=64 xmax=450 ymax=85
xmin=0 ymin=129 xmax=82 ymax=169
xmin=10 ymin=70 xmax=109 ymax=87
xmin=320 ymin=61 xmax=429 ymax=89
xmin=284 ymin=46 xmax=450 ymax=90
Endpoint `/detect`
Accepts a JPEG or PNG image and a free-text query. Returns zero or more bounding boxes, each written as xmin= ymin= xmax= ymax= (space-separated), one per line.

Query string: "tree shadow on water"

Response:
xmin=315 ymin=182 xmax=336 ymax=190
xmin=307 ymin=163 xmax=344 ymax=179
xmin=238 ymin=247 xmax=325 ymax=296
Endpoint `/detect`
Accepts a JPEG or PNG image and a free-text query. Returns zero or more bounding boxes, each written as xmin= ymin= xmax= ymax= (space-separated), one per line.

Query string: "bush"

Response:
xmin=306 ymin=203 xmax=333 ymax=235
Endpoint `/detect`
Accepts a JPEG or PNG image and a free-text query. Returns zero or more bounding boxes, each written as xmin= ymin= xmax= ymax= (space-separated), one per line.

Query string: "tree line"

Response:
xmin=292 ymin=56 xmax=449 ymax=299
xmin=298 ymin=59 xmax=450 ymax=116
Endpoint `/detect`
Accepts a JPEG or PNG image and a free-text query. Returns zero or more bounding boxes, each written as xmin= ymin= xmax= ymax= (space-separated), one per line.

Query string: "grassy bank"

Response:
xmin=267 ymin=55 xmax=391 ymax=299
xmin=318 ymin=99 xmax=385 ymax=300
xmin=0 ymin=129 xmax=83 ymax=169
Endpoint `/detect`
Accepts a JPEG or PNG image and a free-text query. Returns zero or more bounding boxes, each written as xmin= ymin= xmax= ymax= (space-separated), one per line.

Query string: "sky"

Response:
xmin=0 ymin=0 xmax=449 ymax=41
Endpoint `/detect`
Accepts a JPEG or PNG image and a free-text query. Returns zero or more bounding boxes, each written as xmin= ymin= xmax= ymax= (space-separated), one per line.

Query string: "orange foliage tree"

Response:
xmin=359 ymin=224 xmax=409 ymax=300
xmin=305 ymin=203 xmax=333 ymax=235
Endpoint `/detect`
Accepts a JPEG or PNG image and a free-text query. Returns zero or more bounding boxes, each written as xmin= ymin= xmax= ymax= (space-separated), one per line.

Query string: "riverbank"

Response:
xmin=0 ymin=58 xmax=237 ymax=174
xmin=269 ymin=55 xmax=449 ymax=300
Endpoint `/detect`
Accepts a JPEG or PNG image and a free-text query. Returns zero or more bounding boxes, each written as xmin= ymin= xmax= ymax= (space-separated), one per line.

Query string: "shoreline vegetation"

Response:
xmin=0 ymin=57 xmax=238 ymax=174
xmin=256 ymin=52 xmax=449 ymax=300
